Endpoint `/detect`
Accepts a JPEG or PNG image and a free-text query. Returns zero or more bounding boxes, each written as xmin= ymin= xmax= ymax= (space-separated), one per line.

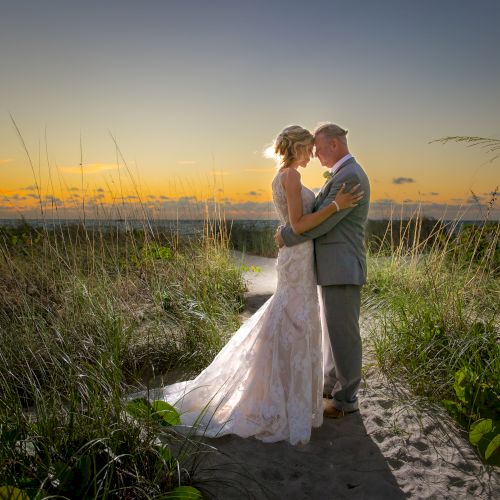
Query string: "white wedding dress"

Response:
xmin=149 ymin=172 xmax=324 ymax=445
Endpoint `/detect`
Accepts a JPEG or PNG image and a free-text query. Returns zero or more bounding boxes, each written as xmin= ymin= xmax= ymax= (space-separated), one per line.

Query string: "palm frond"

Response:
xmin=430 ymin=136 xmax=500 ymax=162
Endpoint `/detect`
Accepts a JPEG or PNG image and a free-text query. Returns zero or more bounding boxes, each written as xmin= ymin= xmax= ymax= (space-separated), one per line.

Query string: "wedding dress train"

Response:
xmin=148 ymin=173 xmax=323 ymax=445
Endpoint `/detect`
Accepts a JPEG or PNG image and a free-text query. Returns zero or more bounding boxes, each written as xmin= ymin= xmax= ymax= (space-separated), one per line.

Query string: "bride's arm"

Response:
xmin=282 ymin=169 xmax=362 ymax=235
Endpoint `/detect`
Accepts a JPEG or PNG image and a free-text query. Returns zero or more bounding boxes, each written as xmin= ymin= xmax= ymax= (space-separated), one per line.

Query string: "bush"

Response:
xmin=366 ymin=215 xmax=500 ymax=465
xmin=0 ymin=222 xmax=245 ymax=496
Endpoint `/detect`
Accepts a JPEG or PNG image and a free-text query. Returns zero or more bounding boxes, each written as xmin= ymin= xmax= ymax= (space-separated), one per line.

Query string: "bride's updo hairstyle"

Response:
xmin=274 ymin=125 xmax=314 ymax=168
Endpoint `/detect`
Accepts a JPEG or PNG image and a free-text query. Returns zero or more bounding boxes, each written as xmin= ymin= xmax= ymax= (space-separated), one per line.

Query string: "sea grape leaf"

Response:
xmin=152 ymin=400 xmax=181 ymax=426
xmin=126 ymin=398 xmax=151 ymax=419
xmin=469 ymin=419 xmax=500 ymax=465
xmin=0 ymin=486 xmax=30 ymax=500
xmin=453 ymin=367 xmax=468 ymax=403
xmin=469 ymin=419 xmax=493 ymax=445
xmin=485 ymin=433 xmax=500 ymax=461
xmin=164 ymin=485 xmax=203 ymax=499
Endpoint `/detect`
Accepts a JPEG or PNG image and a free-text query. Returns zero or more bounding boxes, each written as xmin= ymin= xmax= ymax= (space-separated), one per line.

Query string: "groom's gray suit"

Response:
xmin=281 ymin=156 xmax=370 ymax=412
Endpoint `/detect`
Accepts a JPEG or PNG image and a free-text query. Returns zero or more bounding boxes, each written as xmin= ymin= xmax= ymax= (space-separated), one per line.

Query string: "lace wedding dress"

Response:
xmin=150 ymin=172 xmax=323 ymax=445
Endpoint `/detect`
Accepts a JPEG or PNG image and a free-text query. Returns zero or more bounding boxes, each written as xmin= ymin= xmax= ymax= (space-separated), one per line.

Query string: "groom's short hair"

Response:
xmin=314 ymin=123 xmax=348 ymax=140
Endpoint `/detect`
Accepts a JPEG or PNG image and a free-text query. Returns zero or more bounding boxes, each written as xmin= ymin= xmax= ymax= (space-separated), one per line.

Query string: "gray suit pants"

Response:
xmin=320 ymin=284 xmax=362 ymax=412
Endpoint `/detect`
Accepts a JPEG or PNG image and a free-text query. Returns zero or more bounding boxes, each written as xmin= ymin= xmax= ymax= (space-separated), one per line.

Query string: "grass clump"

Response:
xmin=228 ymin=221 xmax=278 ymax=258
xmin=0 ymin=220 xmax=246 ymax=497
xmin=365 ymin=212 xmax=499 ymax=465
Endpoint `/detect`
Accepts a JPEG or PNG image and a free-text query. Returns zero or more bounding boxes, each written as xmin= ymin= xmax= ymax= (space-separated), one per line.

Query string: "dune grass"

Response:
xmin=0 ymin=220 xmax=246 ymax=498
xmin=364 ymin=210 xmax=499 ymax=465
xmin=228 ymin=222 xmax=278 ymax=258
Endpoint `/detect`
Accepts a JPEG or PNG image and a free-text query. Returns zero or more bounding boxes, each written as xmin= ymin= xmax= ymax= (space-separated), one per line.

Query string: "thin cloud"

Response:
xmin=61 ymin=163 xmax=120 ymax=174
xmin=10 ymin=194 xmax=27 ymax=201
xmin=0 ymin=158 xmax=14 ymax=165
xmin=393 ymin=177 xmax=416 ymax=185
xmin=246 ymin=191 xmax=260 ymax=196
xmin=177 ymin=160 xmax=197 ymax=165
xmin=44 ymin=195 xmax=63 ymax=206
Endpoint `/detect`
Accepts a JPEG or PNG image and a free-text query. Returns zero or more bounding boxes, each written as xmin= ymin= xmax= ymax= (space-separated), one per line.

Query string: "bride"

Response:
xmin=148 ymin=125 xmax=362 ymax=445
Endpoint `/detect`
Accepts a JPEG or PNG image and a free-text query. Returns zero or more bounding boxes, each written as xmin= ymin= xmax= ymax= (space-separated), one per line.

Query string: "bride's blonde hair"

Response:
xmin=274 ymin=125 xmax=314 ymax=168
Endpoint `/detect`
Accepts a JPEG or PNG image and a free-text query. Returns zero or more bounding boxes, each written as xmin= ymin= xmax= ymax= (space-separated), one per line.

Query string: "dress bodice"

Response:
xmin=272 ymin=171 xmax=316 ymax=224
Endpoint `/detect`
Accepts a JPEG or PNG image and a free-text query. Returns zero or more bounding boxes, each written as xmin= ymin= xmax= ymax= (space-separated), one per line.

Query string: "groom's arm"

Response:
xmin=281 ymin=175 xmax=360 ymax=247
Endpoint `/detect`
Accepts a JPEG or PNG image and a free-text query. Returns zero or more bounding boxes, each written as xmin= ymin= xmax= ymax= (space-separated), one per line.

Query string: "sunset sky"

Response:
xmin=1 ymin=0 xmax=499 ymax=220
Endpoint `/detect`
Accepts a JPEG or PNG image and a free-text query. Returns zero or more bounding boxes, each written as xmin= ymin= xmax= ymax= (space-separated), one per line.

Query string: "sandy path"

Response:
xmin=200 ymin=252 xmax=499 ymax=499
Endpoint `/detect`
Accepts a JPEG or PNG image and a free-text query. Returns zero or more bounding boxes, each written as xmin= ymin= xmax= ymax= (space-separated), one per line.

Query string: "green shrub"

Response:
xmin=0 ymin=223 xmax=245 ymax=496
xmin=366 ymin=214 xmax=500 ymax=465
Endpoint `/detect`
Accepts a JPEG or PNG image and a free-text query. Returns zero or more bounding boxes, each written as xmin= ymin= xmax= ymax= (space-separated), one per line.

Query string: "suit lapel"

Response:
xmin=315 ymin=183 xmax=330 ymax=208
xmin=314 ymin=157 xmax=356 ymax=209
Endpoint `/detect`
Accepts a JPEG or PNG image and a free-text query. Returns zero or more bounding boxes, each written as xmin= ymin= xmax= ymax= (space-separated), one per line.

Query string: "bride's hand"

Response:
xmin=334 ymin=183 xmax=364 ymax=210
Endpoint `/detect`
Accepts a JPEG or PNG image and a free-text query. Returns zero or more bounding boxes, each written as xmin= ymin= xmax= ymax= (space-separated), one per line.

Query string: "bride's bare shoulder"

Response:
xmin=279 ymin=167 xmax=301 ymax=188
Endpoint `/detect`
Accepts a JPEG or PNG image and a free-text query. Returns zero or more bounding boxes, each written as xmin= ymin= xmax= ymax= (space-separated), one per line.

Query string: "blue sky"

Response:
xmin=1 ymin=0 xmax=499 ymax=219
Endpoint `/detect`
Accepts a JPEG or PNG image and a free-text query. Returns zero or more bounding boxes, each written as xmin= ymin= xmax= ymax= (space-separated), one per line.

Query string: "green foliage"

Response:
xmin=126 ymin=398 xmax=153 ymax=419
xmin=450 ymin=223 xmax=500 ymax=272
xmin=240 ymin=264 xmax=261 ymax=273
xmin=126 ymin=398 xmax=181 ymax=427
xmin=443 ymin=365 xmax=500 ymax=427
xmin=152 ymin=401 xmax=181 ymax=426
xmin=366 ymin=212 xmax=500 ymax=465
xmin=163 ymin=485 xmax=203 ymax=499
xmin=0 ymin=223 xmax=246 ymax=497
xmin=143 ymin=243 xmax=173 ymax=261
xmin=469 ymin=419 xmax=500 ymax=465
xmin=0 ymin=486 xmax=29 ymax=500
xmin=228 ymin=222 xmax=278 ymax=258
xmin=0 ymin=223 xmax=43 ymax=260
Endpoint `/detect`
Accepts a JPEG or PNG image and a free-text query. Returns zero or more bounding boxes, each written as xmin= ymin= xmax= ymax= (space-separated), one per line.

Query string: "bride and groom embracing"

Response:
xmin=153 ymin=123 xmax=370 ymax=445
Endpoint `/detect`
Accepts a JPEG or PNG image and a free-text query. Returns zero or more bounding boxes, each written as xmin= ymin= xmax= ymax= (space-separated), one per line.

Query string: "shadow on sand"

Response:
xmin=200 ymin=413 xmax=407 ymax=499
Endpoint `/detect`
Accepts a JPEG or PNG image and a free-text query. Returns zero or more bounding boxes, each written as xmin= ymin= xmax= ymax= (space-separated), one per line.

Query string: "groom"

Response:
xmin=275 ymin=123 xmax=370 ymax=418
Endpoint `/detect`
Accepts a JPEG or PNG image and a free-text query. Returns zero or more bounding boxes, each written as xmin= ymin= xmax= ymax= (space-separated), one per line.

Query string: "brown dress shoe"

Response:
xmin=323 ymin=399 xmax=359 ymax=419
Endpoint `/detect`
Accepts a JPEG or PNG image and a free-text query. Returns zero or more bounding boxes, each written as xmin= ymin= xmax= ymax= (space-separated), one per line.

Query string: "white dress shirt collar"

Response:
xmin=329 ymin=153 xmax=353 ymax=175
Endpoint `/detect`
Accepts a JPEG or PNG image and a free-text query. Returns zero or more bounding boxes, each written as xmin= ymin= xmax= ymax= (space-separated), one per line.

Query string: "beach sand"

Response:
xmin=199 ymin=252 xmax=499 ymax=499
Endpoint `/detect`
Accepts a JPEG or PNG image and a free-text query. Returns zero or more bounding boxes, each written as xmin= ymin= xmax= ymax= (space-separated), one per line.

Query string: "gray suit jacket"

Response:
xmin=281 ymin=157 xmax=370 ymax=286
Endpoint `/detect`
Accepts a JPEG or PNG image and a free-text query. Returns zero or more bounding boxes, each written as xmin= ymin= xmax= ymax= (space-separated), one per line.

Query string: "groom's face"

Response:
xmin=314 ymin=133 xmax=336 ymax=168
